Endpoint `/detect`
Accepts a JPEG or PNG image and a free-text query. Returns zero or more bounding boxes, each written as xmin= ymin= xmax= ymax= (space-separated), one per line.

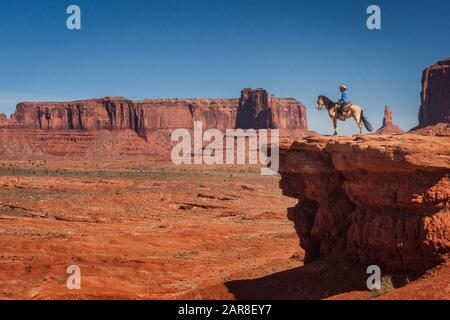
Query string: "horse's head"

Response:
xmin=316 ymin=95 xmax=326 ymax=110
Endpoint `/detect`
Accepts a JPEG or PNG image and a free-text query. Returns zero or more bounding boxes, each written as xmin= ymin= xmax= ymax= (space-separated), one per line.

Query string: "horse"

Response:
xmin=316 ymin=95 xmax=373 ymax=135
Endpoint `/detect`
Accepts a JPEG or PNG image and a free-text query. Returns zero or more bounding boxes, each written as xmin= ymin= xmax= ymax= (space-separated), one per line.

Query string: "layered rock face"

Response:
xmin=235 ymin=88 xmax=307 ymax=130
xmin=9 ymin=97 xmax=240 ymax=138
xmin=279 ymin=134 xmax=450 ymax=275
xmin=0 ymin=97 xmax=237 ymax=159
xmin=4 ymin=89 xmax=307 ymax=136
xmin=0 ymin=88 xmax=307 ymax=159
xmin=418 ymin=59 xmax=450 ymax=127
xmin=0 ymin=129 xmax=170 ymax=160
xmin=235 ymin=88 xmax=269 ymax=129
xmin=0 ymin=113 xmax=8 ymax=126
xmin=376 ymin=106 xmax=404 ymax=134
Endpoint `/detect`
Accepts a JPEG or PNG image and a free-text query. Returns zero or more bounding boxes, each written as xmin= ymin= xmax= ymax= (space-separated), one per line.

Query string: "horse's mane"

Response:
xmin=319 ymin=95 xmax=336 ymax=105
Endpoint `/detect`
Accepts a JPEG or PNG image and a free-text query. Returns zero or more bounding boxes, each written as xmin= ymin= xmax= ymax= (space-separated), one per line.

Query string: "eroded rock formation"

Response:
xmin=376 ymin=106 xmax=404 ymax=134
xmin=0 ymin=113 xmax=8 ymax=126
xmin=279 ymin=134 xmax=450 ymax=275
xmin=0 ymin=89 xmax=307 ymax=159
xmin=0 ymin=129 xmax=170 ymax=160
xmin=235 ymin=89 xmax=307 ymax=130
xmin=418 ymin=58 xmax=450 ymax=127
xmin=3 ymin=89 xmax=307 ymax=135
xmin=9 ymin=97 xmax=240 ymax=138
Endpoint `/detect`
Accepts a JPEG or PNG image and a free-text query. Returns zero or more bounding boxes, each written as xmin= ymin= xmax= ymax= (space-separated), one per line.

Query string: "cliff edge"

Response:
xmin=279 ymin=134 xmax=449 ymax=275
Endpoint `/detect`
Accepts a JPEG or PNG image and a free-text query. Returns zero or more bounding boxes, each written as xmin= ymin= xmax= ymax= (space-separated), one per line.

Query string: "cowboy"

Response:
xmin=338 ymin=84 xmax=350 ymax=118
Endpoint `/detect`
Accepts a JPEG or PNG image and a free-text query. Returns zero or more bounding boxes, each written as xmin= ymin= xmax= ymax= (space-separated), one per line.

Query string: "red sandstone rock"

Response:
xmin=10 ymin=89 xmax=308 ymax=135
xmin=0 ymin=113 xmax=8 ymax=127
xmin=1 ymin=89 xmax=308 ymax=159
xmin=418 ymin=58 xmax=450 ymax=127
xmin=235 ymin=89 xmax=307 ymax=130
xmin=375 ymin=106 xmax=404 ymax=134
xmin=235 ymin=88 xmax=268 ymax=129
xmin=11 ymin=97 xmax=239 ymax=137
xmin=279 ymin=134 xmax=450 ymax=275
xmin=0 ymin=161 xmax=299 ymax=300
xmin=0 ymin=128 xmax=170 ymax=161
xmin=411 ymin=123 xmax=450 ymax=136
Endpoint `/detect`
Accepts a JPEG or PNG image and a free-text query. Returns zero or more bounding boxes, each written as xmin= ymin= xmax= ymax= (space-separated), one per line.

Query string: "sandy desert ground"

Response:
xmin=0 ymin=161 xmax=303 ymax=299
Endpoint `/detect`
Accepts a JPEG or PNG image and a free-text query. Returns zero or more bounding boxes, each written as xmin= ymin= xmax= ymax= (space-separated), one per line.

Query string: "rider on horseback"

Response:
xmin=338 ymin=84 xmax=350 ymax=119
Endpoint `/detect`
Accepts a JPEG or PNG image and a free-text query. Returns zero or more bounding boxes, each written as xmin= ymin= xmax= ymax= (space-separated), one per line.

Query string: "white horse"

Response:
xmin=316 ymin=95 xmax=373 ymax=135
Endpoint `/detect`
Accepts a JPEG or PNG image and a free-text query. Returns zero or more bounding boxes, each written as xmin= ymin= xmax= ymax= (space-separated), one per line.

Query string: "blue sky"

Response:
xmin=0 ymin=0 xmax=449 ymax=134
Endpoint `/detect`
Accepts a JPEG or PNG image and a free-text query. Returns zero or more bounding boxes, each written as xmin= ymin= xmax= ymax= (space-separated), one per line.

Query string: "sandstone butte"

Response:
xmin=0 ymin=88 xmax=307 ymax=160
xmin=375 ymin=106 xmax=404 ymax=134
xmin=418 ymin=58 xmax=450 ymax=128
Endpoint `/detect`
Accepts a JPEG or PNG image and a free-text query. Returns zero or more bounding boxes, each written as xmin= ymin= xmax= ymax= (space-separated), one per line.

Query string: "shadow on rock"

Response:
xmin=225 ymin=260 xmax=388 ymax=300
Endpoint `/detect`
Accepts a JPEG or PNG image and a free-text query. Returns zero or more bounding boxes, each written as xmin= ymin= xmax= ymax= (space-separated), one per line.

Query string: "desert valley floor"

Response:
xmin=0 ymin=161 xmax=303 ymax=299
xmin=1 ymin=160 xmax=448 ymax=300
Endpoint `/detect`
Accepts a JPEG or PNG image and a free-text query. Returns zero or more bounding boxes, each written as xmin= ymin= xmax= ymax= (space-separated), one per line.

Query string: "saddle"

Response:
xmin=335 ymin=103 xmax=352 ymax=120
xmin=335 ymin=102 xmax=352 ymax=109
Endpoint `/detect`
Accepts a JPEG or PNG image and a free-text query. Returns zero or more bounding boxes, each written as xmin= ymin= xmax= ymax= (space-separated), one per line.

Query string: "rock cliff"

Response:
xmin=279 ymin=134 xmax=450 ymax=275
xmin=3 ymin=89 xmax=307 ymax=136
xmin=0 ymin=113 xmax=8 ymax=126
xmin=418 ymin=58 xmax=450 ymax=127
xmin=0 ymin=88 xmax=307 ymax=159
xmin=9 ymin=97 xmax=240 ymax=138
xmin=235 ymin=89 xmax=307 ymax=130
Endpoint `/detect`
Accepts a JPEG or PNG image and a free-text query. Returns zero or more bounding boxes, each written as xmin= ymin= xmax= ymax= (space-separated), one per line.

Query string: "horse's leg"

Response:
xmin=358 ymin=109 xmax=364 ymax=134
xmin=352 ymin=108 xmax=363 ymax=134
xmin=354 ymin=116 xmax=362 ymax=134
xmin=333 ymin=116 xmax=338 ymax=136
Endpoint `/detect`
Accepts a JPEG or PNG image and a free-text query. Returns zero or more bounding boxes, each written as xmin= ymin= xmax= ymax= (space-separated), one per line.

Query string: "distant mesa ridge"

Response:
xmin=0 ymin=88 xmax=308 ymax=159
xmin=0 ymin=88 xmax=308 ymax=138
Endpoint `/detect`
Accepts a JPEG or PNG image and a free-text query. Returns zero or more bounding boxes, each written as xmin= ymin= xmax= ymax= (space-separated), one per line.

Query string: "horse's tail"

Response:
xmin=360 ymin=110 xmax=373 ymax=132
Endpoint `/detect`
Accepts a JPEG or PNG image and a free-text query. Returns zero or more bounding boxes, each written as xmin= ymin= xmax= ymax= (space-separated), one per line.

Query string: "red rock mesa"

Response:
xmin=0 ymin=89 xmax=308 ymax=159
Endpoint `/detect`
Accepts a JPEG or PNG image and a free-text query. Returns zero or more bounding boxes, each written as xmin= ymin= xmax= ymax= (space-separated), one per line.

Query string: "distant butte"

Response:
xmin=375 ymin=106 xmax=404 ymax=134
xmin=418 ymin=58 xmax=450 ymax=127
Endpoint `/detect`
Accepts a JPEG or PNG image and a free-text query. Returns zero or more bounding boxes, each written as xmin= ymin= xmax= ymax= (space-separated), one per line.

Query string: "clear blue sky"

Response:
xmin=0 ymin=0 xmax=449 ymax=134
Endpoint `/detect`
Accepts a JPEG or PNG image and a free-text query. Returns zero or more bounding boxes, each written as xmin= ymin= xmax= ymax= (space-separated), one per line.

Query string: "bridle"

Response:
xmin=316 ymin=96 xmax=327 ymax=110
